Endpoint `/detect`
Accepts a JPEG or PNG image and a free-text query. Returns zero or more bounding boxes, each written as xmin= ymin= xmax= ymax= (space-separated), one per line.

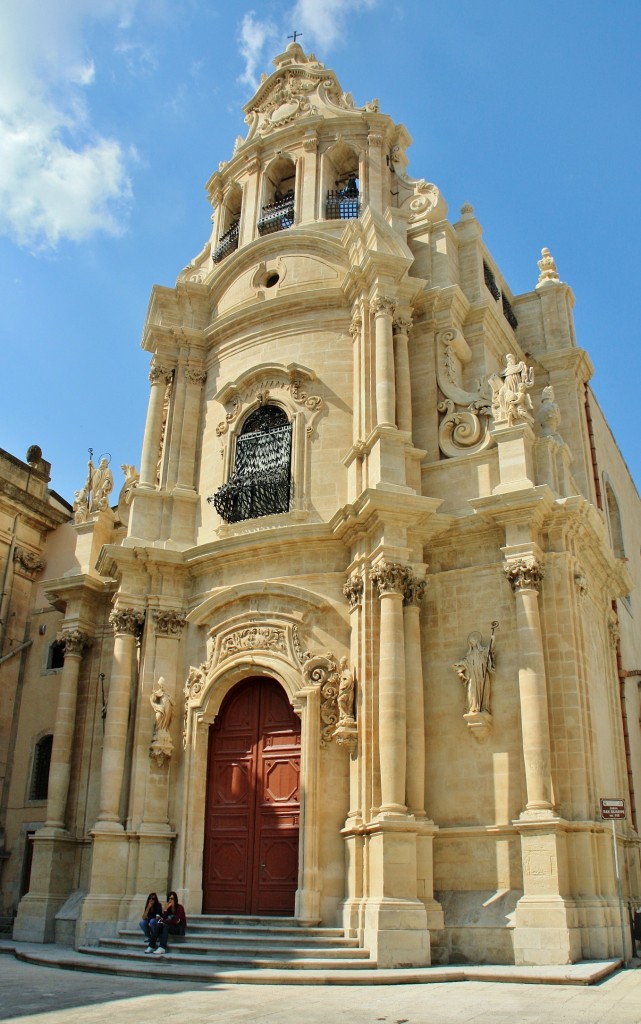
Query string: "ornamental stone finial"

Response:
xmin=536 ymin=247 xmax=560 ymax=288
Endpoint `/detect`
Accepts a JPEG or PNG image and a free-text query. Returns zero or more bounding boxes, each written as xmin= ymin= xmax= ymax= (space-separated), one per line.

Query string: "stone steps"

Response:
xmin=83 ymin=914 xmax=377 ymax=974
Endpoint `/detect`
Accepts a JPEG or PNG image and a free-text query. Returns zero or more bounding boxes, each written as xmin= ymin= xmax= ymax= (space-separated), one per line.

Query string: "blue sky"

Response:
xmin=1 ymin=1 xmax=640 ymax=502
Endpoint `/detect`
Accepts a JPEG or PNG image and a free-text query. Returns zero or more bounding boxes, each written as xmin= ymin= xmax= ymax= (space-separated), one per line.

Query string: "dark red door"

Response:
xmin=203 ymin=677 xmax=301 ymax=914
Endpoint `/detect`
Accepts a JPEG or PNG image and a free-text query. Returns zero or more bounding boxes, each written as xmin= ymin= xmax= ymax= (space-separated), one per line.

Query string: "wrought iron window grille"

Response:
xmin=483 ymin=260 xmax=501 ymax=302
xmin=257 ymin=191 xmax=295 ymax=236
xmin=326 ymin=180 xmax=360 ymax=220
xmin=211 ymin=407 xmax=293 ymax=523
xmin=213 ymin=220 xmax=240 ymax=264
xmin=30 ymin=734 xmax=53 ymax=801
xmin=501 ymin=294 xmax=518 ymax=330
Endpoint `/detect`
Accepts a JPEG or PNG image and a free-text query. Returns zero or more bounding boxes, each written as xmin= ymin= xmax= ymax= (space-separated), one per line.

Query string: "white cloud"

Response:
xmin=238 ymin=12 xmax=279 ymax=90
xmin=237 ymin=1 xmax=379 ymax=92
xmin=0 ymin=0 xmax=136 ymax=250
xmin=291 ymin=0 xmax=378 ymax=51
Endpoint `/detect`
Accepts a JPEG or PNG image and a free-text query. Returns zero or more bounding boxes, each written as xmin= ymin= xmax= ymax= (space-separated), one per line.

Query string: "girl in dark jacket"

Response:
xmin=148 ymin=891 xmax=187 ymax=955
xmin=140 ymin=892 xmax=162 ymax=948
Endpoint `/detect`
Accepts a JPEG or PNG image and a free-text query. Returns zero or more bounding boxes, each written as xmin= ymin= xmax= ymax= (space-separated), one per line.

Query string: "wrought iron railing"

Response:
xmin=212 ymin=220 xmax=240 ymax=264
xmin=211 ymin=424 xmax=292 ymax=523
xmin=257 ymin=192 xmax=295 ymax=236
xmin=326 ymin=183 xmax=360 ymax=220
xmin=483 ymin=260 xmax=501 ymax=302
xmin=501 ymin=294 xmax=518 ymax=330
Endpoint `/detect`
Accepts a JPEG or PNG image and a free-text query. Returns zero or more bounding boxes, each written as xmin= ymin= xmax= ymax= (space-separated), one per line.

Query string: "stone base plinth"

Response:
xmin=13 ymin=830 xmax=79 ymax=943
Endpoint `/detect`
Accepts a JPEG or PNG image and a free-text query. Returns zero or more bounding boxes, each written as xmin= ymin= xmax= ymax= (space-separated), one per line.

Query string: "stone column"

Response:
xmin=45 ymin=628 xmax=93 ymax=829
xmin=176 ymin=369 xmax=207 ymax=492
xmin=393 ymin=316 xmax=413 ymax=435
xmin=370 ymin=560 xmax=407 ymax=815
xmin=505 ymin=556 xmax=553 ymax=811
xmin=370 ymin=296 xmax=397 ymax=430
xmin=139 ymin=365 xmax=173 ymax=489
xmin=403 ymin=573 xmax=426 ymax=817
xmin=239 ymin=156 xmax=261 ymax=248
xmin=95 ymin=607 xmax=145 ymax=830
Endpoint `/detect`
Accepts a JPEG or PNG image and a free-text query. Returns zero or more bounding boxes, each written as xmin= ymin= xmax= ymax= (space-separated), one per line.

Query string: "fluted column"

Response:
xmin=96 ymin=607 xmax=145 ymax=829
xmin=370 ymin=560 xmax=408 ymax=814
xmin=505 ymin=557 xmax=553 ymax=811
xmin=176 ymin=368 xmax=207 ymax=491
xmin=370 ymin=296 xmax=396 ymax=429
xmin=45 ymin=629 xmax=92 ymax=829
xmin=393 ymin=316 xmax=413 ymax=434
xmin=139 ymin=365 xmax=173 ymax=489
xmin=403 ymin=573 xmax=426 ymax=817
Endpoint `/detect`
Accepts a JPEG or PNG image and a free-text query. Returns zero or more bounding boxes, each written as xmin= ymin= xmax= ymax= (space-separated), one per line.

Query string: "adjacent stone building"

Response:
xmin=5 ymin=44 xmax=641 ymax=967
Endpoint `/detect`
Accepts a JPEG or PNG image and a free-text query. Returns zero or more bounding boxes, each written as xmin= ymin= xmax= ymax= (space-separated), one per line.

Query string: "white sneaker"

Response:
xmin=144 ymin=946 xmax=154 ymax=953
xmin=153 ymin=947 xmax=166 ymax=956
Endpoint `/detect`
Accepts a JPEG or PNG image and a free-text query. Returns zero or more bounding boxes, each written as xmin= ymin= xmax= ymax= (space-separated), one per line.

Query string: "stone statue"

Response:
xmin=491 ymin=354 xmax=534 ymax=426
xmin=336 ymin=657 xmax=355 ymax=724
xmin=150 ymin=677 xmax=174 ymax=731
xmin=453 ymin=625 xmax=497 ymax=715
xmin=90 ymin=457 xmax=114 ymax=511
xmin=537 ymin=385 xmax=562 ymax=439
xmin=149 ymin=677 xmax=175 ymax=767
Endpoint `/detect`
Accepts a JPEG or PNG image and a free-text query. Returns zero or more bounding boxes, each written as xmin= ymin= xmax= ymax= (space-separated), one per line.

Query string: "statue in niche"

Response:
xmin=149 ymin=677 xmax=175 ymax=767
xmin=453 ymin=624 xmax=498 ymax=716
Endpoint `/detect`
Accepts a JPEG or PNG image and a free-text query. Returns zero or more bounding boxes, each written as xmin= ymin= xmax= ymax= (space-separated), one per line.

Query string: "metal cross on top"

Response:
xmin=288 ymin=30 xmax=302 ymax=43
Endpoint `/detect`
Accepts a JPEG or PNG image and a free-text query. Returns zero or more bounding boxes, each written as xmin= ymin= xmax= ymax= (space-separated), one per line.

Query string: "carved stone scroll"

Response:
xmin=436 ymin=328 xmax=493 ymax=458
xmin=302 ymin=652 xmax=357 ymax=750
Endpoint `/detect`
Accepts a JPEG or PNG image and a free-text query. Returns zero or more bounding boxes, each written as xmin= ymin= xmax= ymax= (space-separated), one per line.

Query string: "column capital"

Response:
xmin=343 ymin=572 xmax=364 ymax=608
xmin=403 ymin=573 xmax=426 ymax=606
xmin=149 ymin=364 xmax=174 ymax=386
xmin=109 ymin=607 xmax=146 ymax=637
xmin=152 ymin=609 xmax=187 ymax=637
xmin=349 ymin=314 xmax=362 ymax=341
xmin=185 ymin=368 xmax=207 ymax=387
xmin=393 ymin=316 xmax=413 ymax=336
xmin=504 ymin=557 xmax=544 ymax=594
xmin=369 ymin=559 xmax=408 ymax=597
xmin=370 ymin=295 xmax=396 ymax=318
xmin=57 ymin=628 xmax=93 ymax=655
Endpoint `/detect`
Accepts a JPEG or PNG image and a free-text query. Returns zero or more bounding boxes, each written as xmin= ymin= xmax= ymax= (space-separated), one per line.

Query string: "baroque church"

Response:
xmin=2 ymin=43 xmax=641 ymax=969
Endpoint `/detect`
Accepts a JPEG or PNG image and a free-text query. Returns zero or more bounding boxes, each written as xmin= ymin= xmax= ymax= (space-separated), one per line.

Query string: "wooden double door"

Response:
xmin=203 ymin=677 xmax=301 ymax=915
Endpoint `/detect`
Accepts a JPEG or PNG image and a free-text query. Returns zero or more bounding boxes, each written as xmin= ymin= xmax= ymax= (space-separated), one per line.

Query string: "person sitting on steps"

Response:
xmin=139 ymin=892 xmax=162 ymax=947
xmin=146 ymin=891 xmax=187 ymax=956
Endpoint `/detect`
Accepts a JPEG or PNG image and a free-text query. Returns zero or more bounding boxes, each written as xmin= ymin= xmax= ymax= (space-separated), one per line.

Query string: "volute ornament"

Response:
xmin=436 ymin=328 xmax=493 ymax=458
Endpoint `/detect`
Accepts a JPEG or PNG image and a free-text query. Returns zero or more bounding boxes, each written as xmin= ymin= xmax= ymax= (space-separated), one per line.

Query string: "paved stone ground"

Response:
xmin=3 ymin=955 xmax=641 ymax=1024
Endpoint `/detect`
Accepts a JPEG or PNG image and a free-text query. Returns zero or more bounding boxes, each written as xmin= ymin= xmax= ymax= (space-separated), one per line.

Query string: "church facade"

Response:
xmin=5 ymin=44 xmax=641 ymax=967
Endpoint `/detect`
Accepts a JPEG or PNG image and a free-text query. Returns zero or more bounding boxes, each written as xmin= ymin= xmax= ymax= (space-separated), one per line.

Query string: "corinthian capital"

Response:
xmin=109 ymin=607 xmax=146 ymax=636
xmin=403 ymin=573 xmax=427 ymax=606
xmin=369 ymin=295 xmax=396 ymax=318
xmin=153 ymin=609 xmax=187 ymax=636
xmin=504 ymin=558 xmax=544 ymax=593
xmin=149 ymin=365 xmax=173 ymax=387
xmin=393 ymin=316 xmax=412 ymax=336
xmin=185 ymin=368 xmax=207 ymax=387
xmin=369 ymin=560 xmax=409 ymax=597
xmin=57 ymin=628 xmax=93 ymax=655
xmin=343 ymin=572 xmax=364 ymax=608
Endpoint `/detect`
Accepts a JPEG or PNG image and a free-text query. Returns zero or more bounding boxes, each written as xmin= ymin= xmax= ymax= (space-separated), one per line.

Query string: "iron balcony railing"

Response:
xmin=257 ymin=192 xmax=295 ymax=236
xmin=212 ymin=220 xmax=240 ymax=264
xmin=326 ymin=182 xmax=360 ymax=220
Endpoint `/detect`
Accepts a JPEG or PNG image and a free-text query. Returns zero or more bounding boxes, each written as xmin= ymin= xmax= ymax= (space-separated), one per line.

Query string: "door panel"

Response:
xmin=203 ymin=678 xmax=300 ymax=914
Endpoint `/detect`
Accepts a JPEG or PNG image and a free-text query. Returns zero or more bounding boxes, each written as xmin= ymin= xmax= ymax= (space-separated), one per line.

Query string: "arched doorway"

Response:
xmin=202 ymin=677 xmax=301 ymax=914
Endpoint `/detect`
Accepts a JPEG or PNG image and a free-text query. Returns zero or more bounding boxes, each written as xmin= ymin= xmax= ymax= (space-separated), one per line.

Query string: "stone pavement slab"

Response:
xmin=2 ymin=953 xmax=641 ymax=1024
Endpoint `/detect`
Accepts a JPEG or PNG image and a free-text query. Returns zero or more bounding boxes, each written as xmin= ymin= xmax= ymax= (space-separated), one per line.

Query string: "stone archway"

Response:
xmin=202 ymin=676 xmax=301 ymax=915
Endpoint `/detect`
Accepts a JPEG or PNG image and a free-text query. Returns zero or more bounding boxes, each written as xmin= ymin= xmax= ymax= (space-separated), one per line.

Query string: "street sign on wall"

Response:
xmin=600 ymin=798 xmax=626 ymax=820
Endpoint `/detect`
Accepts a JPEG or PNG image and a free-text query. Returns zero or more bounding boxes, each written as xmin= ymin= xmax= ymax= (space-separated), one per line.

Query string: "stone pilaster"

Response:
xmin=393 ymin=316 xmax=413 ymax=435
xmin=139 ymin=364 xmax=173 ymax=489
xmin=403 ymin=573 xmax=426 ymax=817
xmin=175 ymin=368 xmax=207 ymax=492
xmin=369 ymin=560 xmax=407 ymax=815
xmin=95 ymin=608 xmax=145 ymax=830
xmin=45 ymin=629 xmax=93 ymax=829
xmin=370 ymin=296 xmax=397 ymax=430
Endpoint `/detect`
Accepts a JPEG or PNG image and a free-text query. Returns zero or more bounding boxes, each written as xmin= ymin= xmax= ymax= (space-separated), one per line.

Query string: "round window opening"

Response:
xmin=265 ymin=272 xmax=280 ymax=288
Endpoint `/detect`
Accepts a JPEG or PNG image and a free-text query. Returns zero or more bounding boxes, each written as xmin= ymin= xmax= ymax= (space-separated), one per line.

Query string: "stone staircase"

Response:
xmin=78 ymin=914 xmax=377 ymax=976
